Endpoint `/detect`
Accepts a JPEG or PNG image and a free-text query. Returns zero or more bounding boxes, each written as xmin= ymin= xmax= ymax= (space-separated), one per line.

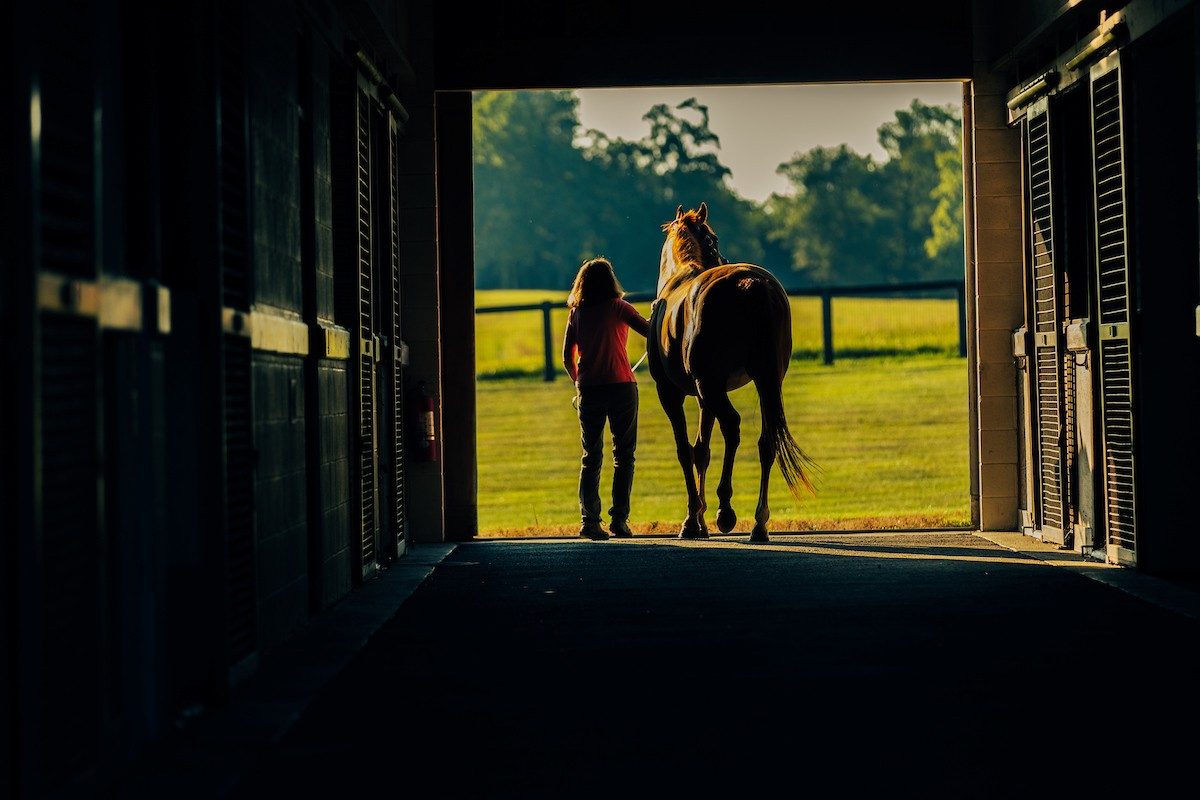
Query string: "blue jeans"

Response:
xmin=577 ymin=382 xmax=639 ymax=525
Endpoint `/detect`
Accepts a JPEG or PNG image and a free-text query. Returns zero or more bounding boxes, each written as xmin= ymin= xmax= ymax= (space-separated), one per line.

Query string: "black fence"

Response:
xmin=476 ymin=279 xmax=967 ymax=381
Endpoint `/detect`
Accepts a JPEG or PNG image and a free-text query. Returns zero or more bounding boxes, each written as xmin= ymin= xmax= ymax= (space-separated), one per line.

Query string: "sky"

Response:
xmin=576 ymin=82 xmax=964 ymax=203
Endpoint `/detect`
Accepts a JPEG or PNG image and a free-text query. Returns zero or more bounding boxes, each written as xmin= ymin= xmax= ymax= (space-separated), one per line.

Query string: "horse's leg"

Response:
xmin=696 ymin=378 xmax=740 ymax=534
xmin=750 ymin=377 xmax=774 ymax=543
xmin=693 ymin=403 xmax=716 ymax=535
xmin=657 ymin=382 xmax=703 ymax=538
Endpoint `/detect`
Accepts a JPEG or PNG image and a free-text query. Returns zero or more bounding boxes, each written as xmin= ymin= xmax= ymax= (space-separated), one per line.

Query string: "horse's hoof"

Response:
xmin=679 ymin=521 xmax=708 ymax=540
xmin=716 ymin=507 xmax=737 ymax=533
xmin=748 ymin=525 xmax=769 ymax=543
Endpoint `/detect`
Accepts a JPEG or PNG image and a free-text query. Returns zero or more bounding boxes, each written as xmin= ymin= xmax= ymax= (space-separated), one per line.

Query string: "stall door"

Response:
xmin=334 ymin=72 xmax=380 ymax=581
xmin=1090 ymin=53 xmax=1137 ymax=565
xmin=1023 ymin=97 xmax=1071 ymax=546
xmin=380 ymin=110 xmax=407 ymax=559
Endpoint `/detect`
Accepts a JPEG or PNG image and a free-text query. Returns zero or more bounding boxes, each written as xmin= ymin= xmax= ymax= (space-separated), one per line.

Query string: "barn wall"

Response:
xmin=432 ymin=2 xmax=973 ymax=89
xmin=988 ymin=0 xmax=1200 ymax=571
xmin=397 ymin=0 xmax=445 ymax=543
xmin=4 ymin=0 xmax=436 ymax=793
xmin=970 ymin=2 xmax=1025 ymax=532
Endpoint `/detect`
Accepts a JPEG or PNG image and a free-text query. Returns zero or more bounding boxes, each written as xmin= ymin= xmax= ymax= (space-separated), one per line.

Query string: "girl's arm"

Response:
xmin=620 ymin=299 xmax=651 ymax=338
xmin=562 ymin=310 xmax=579 ymax=382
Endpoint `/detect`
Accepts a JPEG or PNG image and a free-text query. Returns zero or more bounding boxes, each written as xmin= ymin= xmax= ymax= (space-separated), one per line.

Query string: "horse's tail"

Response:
xmin=750 ymin=278 xmax=818 ymax=500
xmin=762 ymin=385 xmax=818 ymax=500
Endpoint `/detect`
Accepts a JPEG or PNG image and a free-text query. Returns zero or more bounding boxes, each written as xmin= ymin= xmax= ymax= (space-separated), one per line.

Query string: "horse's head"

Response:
xmin=658 ymin=202 xmax=727 ymax=296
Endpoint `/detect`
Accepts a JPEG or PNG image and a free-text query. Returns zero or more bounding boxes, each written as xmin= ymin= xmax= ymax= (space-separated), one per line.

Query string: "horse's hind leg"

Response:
xmin=750 ymin=377 xmax=774 ymax=543
xmin=696 ymin=379 xmax=740 ymax=534
xmin=657 ymin=382 xmax=703 ymax=538
xmin=693 ymin=404 xmax=715 ymax=535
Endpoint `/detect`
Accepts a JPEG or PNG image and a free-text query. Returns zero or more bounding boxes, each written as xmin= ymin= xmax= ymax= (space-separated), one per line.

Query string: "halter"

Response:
xmin=681 ymin=219 xmax=726 ymax=268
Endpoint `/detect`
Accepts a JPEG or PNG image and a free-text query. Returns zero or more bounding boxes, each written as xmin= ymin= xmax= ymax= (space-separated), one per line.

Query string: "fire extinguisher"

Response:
xmin=413 ymin=380 xmax=438 ymax=462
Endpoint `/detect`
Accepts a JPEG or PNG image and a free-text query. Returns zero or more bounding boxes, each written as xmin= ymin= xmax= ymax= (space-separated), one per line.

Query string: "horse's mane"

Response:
xmin=662 ymin=209 xmax=721 ymax=270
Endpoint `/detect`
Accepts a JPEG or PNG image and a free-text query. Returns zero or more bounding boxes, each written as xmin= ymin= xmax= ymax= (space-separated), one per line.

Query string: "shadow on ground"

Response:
xmin=229 ymin=533 xmax=1200 ymax=797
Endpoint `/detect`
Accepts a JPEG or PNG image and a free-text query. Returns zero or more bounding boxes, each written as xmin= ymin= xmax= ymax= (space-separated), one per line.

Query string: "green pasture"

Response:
xmin=475 ymin=353 xmax=971 ymax=535
xmin=474 ymin=289 xmax=961 ymax=380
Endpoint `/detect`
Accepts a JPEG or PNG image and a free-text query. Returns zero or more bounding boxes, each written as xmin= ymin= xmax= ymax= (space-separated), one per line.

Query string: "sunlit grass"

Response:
xmin=474 ymin=289 xmax=960 ymax=379
xmin=476 ymin=353 xmax=970 ymax=534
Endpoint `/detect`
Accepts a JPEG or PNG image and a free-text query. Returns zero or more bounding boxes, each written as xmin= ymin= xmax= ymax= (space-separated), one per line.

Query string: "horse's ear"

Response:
xmin=697 ymin=202 xmax=708 ymax=224
xmin=675 ymin=204 xmax=683 ymax=220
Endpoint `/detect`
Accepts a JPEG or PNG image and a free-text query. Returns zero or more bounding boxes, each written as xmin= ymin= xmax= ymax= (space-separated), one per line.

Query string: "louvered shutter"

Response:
xmin=1024 ymin=98 xmax=1070 ymax=545
xmin=387 ymin=112 xmax=407 ymax=553
xmin=1089 ymin=53 xmax=1137 ymax=564
xmin=334 ymin=75 xmax=379 ymax=580
xmin=218 ymin=0 xmax=257 ymax=663
xmin=355 ymin=85 xmax=378 ymax=577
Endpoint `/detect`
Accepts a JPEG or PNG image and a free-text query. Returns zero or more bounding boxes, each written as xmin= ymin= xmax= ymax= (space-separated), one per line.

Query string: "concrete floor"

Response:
xmin=206 ymin=532 xmax=1200 ymax=797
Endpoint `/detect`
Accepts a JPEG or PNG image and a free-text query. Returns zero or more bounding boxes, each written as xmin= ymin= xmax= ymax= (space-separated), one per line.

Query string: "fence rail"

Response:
xmin=477 ymin=279 xmax=966 ymax=380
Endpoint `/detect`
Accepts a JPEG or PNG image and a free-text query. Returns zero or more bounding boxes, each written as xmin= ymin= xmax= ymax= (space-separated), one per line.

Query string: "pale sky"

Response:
xmin=576 ymin=82 xmax=964 ymax=203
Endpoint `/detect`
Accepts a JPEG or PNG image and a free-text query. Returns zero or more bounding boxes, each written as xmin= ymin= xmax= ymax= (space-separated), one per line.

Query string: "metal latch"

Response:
xmin=1065 ymin=319 xmax=1089 ymax=353
xmin=1012 ymin=327 xmax=1028 ymax=357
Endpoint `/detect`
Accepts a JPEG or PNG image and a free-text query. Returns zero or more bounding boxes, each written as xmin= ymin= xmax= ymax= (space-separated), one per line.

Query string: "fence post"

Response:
xmin=821 ymin=290 xmax=834 ymax=366
xmin=955 ymin=284 xmax=967 ymax=358
xmin=541 ymin=301 xmax=555 ymax=381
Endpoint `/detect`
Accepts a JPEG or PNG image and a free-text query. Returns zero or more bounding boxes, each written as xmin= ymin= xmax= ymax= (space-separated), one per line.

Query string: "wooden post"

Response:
xmin=541 ymin=301 xmax=555 ymax=382
xmin=821 ymin=291 xmax=834 ymax=366
xmin=956 ymin=284 xmax=968 ymax=357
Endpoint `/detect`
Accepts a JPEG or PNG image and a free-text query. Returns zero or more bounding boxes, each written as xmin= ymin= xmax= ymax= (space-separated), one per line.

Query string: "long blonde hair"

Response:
xmin=567 ymin=257 xmax=625 ymax=309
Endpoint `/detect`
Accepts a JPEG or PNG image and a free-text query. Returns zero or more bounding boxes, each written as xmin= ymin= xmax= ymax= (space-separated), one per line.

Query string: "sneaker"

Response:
xmin=609 ymin=520 xmax=633 ymax=538
xmin=579 ymin=522 xmax=608 ymax=540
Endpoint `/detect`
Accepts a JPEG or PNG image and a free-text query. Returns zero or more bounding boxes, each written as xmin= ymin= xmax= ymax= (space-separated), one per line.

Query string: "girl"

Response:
xmin=562 ymin=257 xmax=650 ymax=540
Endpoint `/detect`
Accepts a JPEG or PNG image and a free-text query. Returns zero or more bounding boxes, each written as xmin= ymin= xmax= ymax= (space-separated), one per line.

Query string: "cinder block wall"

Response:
xmin=252 ymin=356 xmax=308 ymax=646
xmin=247 ymin=0 xmax=310 ymax=645
xmin=304 ymin=25 xmax=352 ymax=609
xmin=970 ymin=5 xmax=1024 ymax=531
xmin=315 ymin=363 xmax=351 ymax=605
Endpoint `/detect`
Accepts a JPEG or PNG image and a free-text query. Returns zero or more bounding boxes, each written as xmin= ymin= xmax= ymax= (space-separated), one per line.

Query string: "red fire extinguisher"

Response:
xmin=415 ymin=380 xmax=438 ymax=462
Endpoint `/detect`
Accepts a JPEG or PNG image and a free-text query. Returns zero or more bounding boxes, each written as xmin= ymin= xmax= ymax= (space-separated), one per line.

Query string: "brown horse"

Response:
xmin=647 ymin=203 xmax=816 ymax=542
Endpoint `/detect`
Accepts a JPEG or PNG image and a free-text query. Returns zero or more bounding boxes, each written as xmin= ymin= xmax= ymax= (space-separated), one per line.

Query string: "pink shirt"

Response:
xmin=562 ymin=298 xmax=650 ymax=386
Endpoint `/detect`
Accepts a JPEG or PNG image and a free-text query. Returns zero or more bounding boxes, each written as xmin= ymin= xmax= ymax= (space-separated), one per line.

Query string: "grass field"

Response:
xmin=475 ymin=289 xmax=961 ymax=379
xmin=476 ymin=353 xmax=971 ymax=536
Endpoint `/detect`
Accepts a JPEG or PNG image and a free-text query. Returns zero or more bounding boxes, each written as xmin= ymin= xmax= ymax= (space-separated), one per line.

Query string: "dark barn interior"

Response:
xmin=4 ymin=0 xmax=1200 ymax=795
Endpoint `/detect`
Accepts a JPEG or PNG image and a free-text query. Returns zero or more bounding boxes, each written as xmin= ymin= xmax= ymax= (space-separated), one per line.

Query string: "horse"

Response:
xmin=647 ymin=202 xmax=816 ymax=542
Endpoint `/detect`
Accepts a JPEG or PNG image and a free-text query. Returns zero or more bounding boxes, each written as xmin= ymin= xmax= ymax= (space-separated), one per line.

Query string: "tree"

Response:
xmin=766 ymin=145 xmax=887 ymax=285
xmin=877 ymin=100 xmax=963 ymax=281
xmin=580 ymin=98 xmax=766 ymax=283
xmin=767 ymin=99 xmax=964 ymax=285
xmin=472 ymin=90 xmax=599 ymax=288
xmin=472 ymin=92 xmax=964 ymax=292
xmin=924 ymin=128 xmax=965 ymax=274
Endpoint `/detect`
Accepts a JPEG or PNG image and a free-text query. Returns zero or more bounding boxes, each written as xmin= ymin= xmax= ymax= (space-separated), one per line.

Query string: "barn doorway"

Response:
xmin=469 ymin=82 xmax=972 ymax=537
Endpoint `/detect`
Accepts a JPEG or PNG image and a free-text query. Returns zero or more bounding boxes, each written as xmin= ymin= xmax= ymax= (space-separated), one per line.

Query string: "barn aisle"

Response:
xmin=151 ymin=534 xmax=1200 ymax=796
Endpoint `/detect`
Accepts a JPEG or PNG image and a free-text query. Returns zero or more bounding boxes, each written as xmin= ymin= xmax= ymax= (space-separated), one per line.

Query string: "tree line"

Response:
xmin=472 ymin=90 xmax=963 ymax=293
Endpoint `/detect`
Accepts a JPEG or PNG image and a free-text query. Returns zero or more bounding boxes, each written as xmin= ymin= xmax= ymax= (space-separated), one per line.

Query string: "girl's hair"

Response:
xmin=567 ymin=257 xmax=625 ymax=308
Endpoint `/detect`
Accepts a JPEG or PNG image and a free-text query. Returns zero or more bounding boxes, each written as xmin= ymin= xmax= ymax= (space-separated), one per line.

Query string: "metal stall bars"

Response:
xmin=382 ymin=104 xmax=410 ymax=559
xmin=333 ymin=48 xmax=411 ymax=574
xmin=1089 ymin=51 xmax=1137 ymax=566
xmin=1024 ymin=96 xmax=1073 ymax=547
xmin=333 ymin=59 xmax=381 ymax=581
